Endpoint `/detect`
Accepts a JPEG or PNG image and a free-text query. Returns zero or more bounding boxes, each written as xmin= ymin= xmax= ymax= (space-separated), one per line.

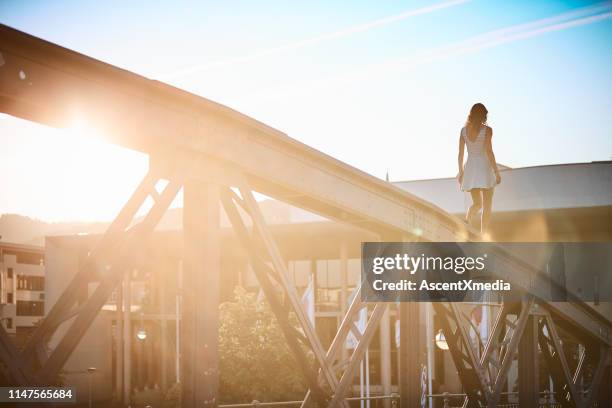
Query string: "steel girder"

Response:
xmin=0 ymin=170 xmax=386 ymax=408
xmin=538 ymin=313 xmax=608 ymax=408
xmin=0 ymin=23 xmax=469 ymax=244
xmin=0 ymin=138 xmax=388 ymax=408
xmin=434 ymin=297 xmax=534 ymax=407
xmin=221 ymin=183 xmax=387 ymax=408
xmin=0 ymin=169 xmax=182 ymax=385
xmin=434 ymin=296 xmax=608 ymax=408
xmin=0 ymin=323 xmax=33 ymax=384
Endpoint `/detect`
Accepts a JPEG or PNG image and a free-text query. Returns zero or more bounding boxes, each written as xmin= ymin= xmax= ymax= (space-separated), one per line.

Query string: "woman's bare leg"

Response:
xmin=482 ymin=188 xmax=494 ymax=234
xmin=467 ymin=189 xmax=483 ymax=227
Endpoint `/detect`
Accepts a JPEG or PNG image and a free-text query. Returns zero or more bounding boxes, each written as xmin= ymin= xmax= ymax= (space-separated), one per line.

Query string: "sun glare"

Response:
xmin=0 ymin=114 xmax=148 ymax=223
xmin=66 ymin=114 xmax=107 ymax=142
xmin=51 ymin=120 xmax=148 ymax=222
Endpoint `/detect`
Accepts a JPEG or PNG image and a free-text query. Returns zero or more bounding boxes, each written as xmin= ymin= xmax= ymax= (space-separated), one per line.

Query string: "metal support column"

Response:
xmin=115 ymin=276 xmax=123 ymax=403
xmin=123 ymin=271 xmax=132 ymax=406
xmin=340 ymin=241 xmax=349 ymax=362
xmin=399 ymin=301 xmax=421 ymax=408
xmin=160 ymin=264 xmax=168 ymax=392
xmin=518 ymin=315 xmax=539 ymax=408
xmin=380 ymin=307 xmax=392 ymax=408
xmin=181 ymin=181 xmax=220 ymax=408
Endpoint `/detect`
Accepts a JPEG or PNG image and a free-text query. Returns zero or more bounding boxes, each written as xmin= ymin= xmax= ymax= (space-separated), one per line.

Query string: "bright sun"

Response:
xmin=0 ymin=114 xmax=149 ymax=222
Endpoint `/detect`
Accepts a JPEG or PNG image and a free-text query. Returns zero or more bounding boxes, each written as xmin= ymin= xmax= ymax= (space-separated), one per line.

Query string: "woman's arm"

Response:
xmin=457 ymin=129 xmax=465 ymax=184
xmin=485 ymin=127 xmax=501 ymax=184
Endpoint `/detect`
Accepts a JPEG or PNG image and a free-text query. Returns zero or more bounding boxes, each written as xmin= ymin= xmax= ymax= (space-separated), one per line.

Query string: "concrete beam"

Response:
xmin=0 ymin=24 xmax=466 ymax=243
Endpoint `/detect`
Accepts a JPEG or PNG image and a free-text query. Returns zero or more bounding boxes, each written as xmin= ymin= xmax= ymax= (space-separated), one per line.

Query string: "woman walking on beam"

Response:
xmin=457 ymin=103 xmax=501 ymax=237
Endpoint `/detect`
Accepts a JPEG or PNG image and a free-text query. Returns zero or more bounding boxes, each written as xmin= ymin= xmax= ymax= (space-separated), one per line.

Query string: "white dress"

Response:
xmin=461 ymin=126 xmax=496 ymax=191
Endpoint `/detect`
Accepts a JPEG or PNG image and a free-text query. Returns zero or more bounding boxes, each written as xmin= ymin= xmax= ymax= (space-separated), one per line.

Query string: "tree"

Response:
xmin=219 ymin=287 xmax=308 ymax=403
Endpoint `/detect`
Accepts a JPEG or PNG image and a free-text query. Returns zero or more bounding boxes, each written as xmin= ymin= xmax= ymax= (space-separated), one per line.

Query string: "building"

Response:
xmin=0 ymin=241 xmax=45 ymax=345
xmin=43 ymin=161 xmax=612 ymax=405
xmin=396 ymin=161 xmax=612 ymax=241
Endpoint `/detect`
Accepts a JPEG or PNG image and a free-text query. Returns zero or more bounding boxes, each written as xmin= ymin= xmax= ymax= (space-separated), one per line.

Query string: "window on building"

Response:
xmin=4 ymin=250 xmax=44 ymax=265
xmin=7 ymin=293 xmax=13 ymax=304
xmin=5 ymin=318 xmax=12 ymax=329
xmin=289 ymin=260 xmax=311 ymax=288
xmin=315 ymin=259 xmax=341 ymax=312
xmin=16 ymin=275 xmax=44 ymax=291
xmin=16 ymin=300 xmax=45 ymax=316
xmin=30 ymin=276 xmax=44 ymax=291
xmin=7 ymin=267 xmax=13 ymax=279
xmin=348 ymin=259 xmax=360 ymax=286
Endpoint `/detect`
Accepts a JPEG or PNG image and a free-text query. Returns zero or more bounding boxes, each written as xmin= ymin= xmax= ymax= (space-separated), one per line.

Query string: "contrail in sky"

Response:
xmin=158 ymin=0 xmax=471 ymax=80
xmin=376 ymin=5 xmax=612 ymax=75
xmin=245 ymin=2 xmax=612 ymax=101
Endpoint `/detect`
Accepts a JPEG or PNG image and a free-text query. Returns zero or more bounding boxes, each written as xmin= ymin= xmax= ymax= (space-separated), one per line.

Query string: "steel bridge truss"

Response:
xmin=0 ymin=167 xmax=607 ymax=408
xmin=433 ymin=297 xmax=608 ymax=408
xmin=0 ymin=167 xmax=387 ymax=408
xmin=0 ymin=169 xmax=182 ymax=385
xmin=0 ymin=23 xmax=611 ymax=408
xmin=220 ymin=184 xmax=388 ymax=408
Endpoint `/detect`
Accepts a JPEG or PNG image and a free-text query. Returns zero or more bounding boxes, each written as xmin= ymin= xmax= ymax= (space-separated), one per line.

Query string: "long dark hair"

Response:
xmin=466 ymin=103 xmax=488 ymax=132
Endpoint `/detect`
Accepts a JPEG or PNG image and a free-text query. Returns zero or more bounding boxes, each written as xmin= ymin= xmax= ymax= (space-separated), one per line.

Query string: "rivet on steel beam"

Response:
xmin=19 ymin=69 xmax=26 ymax=80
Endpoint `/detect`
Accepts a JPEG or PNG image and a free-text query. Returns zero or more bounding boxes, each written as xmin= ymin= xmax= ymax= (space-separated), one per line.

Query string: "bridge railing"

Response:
xmin=425 ymin=390 xmax=576 ymax=408
xmin=218 ymin=395 xmax=400 ymax=408
xmin=216 ymin=390 xmax=586 ymax=408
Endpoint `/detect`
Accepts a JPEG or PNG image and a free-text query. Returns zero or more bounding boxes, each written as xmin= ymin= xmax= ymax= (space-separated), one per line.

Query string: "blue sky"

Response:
xmin=1 ymin=0 xmax=611 ymax=221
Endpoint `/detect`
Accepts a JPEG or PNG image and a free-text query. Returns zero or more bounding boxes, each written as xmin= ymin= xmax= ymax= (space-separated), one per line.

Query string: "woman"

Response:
xmin=458 ymin=103 xmax=501 ymax=235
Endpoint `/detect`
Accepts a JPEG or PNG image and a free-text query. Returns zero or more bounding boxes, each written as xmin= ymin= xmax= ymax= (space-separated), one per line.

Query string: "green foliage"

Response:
xmin=219 ymin=287 xmax=308 ymax=404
